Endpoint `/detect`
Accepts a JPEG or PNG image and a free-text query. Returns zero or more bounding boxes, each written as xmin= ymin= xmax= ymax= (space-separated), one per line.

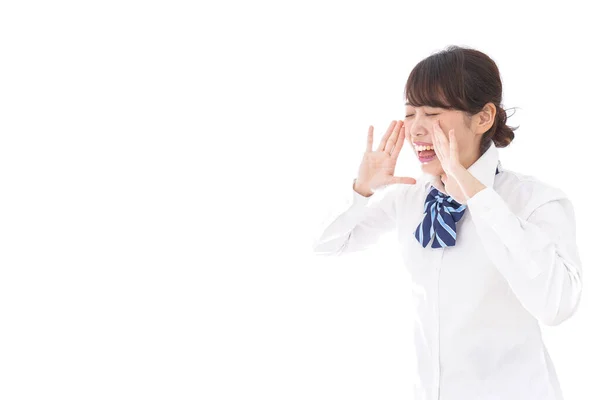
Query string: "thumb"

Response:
xmin=387 ymin=176 xmax=417 ymax=185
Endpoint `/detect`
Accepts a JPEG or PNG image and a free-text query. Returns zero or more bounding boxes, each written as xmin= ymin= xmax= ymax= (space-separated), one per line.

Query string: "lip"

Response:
xmin=413 ymin=141 xmax=433 ymax=146
xmin=418 ymin=153 xmax=437 ymax=163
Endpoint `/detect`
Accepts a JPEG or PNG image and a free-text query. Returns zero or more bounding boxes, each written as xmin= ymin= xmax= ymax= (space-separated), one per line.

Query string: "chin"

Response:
xmin=420 ymin=159 xmax=444 ymax=176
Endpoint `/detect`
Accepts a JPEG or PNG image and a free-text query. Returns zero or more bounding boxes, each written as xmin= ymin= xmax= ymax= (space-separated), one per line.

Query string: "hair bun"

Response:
xmin=490 ymin=106 xmax=517 ymax=149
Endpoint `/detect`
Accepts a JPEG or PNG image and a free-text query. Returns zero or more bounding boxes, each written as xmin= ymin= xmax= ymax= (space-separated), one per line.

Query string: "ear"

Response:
xmin=474 ymin=102 xmax=496 ymax=135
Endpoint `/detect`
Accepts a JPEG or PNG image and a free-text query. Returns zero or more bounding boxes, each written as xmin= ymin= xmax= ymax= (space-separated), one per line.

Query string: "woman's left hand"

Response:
xmin=432 ymin=120 xmax=467 ymax=203
xmin=432 ymin=120 xmax=463 ymax=177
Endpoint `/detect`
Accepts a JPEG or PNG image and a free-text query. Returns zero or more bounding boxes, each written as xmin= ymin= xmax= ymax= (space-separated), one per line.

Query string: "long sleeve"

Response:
xmin=312 ymin=180 xmax=406 ymax=256
xmin=466 ymin=187 xmax=583 ymax=326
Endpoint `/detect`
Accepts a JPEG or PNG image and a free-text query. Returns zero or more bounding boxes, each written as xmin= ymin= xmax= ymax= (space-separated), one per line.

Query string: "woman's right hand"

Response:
xmin=354 ymin=120 xmax=416 ymax=196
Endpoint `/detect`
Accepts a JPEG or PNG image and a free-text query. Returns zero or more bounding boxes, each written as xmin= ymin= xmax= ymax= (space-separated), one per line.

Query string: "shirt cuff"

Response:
xmin=351 ymin=178 xmax=373 ymax=206
xmin=466 ymin=187 xmax=512 ymax=226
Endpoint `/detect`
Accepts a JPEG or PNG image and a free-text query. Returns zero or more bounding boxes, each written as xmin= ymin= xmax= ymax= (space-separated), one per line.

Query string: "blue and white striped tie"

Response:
xmin=414 ymin=166 xmax=500 ymax=248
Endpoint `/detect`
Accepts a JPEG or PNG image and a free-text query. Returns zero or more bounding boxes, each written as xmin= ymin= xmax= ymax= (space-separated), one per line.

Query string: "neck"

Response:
xmin=461 ymin=147 xmax=482 ymax=170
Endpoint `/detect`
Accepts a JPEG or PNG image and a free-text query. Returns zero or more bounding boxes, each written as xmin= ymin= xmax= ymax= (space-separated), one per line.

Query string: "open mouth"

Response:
xmin=417 ymin=149 xmax=437 ymax=162
xmin=418 ymin=149 xmax=436 ymax=156
xmin=413 ymin=144 xmax=436 ymax=162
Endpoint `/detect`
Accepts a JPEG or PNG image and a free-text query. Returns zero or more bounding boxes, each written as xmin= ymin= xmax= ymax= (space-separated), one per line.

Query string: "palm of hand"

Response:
xmin=359 ymin=152 xmax=397 ymax=187
xmin=356 ymin=120 xmax=417 ymax=192
xmin=432 ymin=119 xmax=467 ymax=203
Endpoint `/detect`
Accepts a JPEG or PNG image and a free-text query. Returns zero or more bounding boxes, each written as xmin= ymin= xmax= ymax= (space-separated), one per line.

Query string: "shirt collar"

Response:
xmin=422 ymin=141 xmax=501 ymax=194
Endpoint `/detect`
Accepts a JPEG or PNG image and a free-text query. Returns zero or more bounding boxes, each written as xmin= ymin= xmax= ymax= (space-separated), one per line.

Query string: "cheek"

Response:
xmin=404 ymin=131 xmax=414 ymax=148
xmin=454 ymin=132 xmax=470 ymax=146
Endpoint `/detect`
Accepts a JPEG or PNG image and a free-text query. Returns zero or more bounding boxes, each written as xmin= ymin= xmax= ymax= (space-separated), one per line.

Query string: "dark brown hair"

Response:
xmin=403 ymin=45 xmax=517 ymax=155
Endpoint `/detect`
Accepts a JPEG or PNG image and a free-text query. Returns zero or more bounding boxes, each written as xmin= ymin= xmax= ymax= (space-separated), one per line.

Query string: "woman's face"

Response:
xmin=403 ymin=105 xmax=481 ymax=176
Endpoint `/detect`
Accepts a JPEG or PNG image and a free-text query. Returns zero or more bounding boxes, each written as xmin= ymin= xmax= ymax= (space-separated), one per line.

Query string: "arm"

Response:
xmin=466 ymin=187 xmax=583 ymax=326
xmin=312 ymin=179 xmax=405 ymax=256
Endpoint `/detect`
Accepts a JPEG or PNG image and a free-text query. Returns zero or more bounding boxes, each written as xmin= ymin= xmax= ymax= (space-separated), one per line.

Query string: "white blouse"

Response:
xmin=312 ymin=142 xmax=583 ymax=400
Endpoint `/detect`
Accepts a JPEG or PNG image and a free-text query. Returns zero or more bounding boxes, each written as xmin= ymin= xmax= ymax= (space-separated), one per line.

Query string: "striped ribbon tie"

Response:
xmin=414 ymin=166 xmax=500 ymax=248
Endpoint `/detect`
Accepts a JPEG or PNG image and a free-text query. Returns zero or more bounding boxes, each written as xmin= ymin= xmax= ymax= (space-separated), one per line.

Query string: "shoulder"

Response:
xmin=495 ymin=168 xmax=570 ymax=219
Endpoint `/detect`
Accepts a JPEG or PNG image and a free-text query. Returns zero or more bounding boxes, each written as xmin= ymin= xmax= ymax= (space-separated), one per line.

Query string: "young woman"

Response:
xmin=312 ymin=46 xmax=582 ymax=400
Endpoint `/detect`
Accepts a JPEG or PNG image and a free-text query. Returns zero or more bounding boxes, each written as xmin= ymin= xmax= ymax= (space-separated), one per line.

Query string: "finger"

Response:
xmin=434 ymin=120 xmax=448 ymax=145
xmin=449 ymin=129 xmax=457 ymax=155
xmin=432 ymin=121 xmax=445 ymax=157
xmin=384 ymin=120 xmax=403 ymax=154
xmin=391 ymin=124 xmax=406 ymax=159
xmin=366 ymin=125 xmax=374 ymax=152
xmin=376 ymin=120 xmax=397 ymax=152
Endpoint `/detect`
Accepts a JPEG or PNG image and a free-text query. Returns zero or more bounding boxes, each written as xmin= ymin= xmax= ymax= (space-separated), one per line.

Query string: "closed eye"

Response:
xmin=404 ymin=113 xmax=439 ymax=118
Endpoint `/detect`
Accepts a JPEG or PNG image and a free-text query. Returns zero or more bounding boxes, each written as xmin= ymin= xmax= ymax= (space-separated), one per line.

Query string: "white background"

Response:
xmin=0 ymin=1 xmax=597 ymax=399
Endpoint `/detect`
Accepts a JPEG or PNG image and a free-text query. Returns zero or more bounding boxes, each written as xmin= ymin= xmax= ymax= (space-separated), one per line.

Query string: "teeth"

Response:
xmin=414 ymin=144 xmax=434 ymax=151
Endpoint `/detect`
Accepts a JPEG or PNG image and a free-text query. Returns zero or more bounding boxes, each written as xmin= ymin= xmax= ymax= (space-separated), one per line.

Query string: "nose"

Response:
xmin=408 ymin=117 xmax=429 ymax=139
